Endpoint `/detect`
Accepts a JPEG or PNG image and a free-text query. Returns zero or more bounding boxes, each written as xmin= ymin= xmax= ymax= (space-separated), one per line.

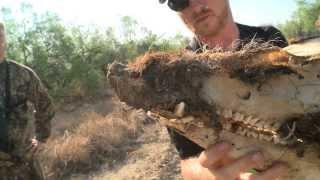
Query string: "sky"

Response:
xmin=0 ymin=0 xmax=298 ymax=37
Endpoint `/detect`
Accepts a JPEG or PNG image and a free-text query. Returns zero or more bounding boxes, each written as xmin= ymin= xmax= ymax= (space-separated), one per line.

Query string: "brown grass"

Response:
xmin=41 ymin=108 xmax=144 ymax=179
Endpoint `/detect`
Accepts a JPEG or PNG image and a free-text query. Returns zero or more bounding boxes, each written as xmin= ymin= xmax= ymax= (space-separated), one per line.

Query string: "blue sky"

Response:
xmin=0 ymin=0 xmax=298 ymax=37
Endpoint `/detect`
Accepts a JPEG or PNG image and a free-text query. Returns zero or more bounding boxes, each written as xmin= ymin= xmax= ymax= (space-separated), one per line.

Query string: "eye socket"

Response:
xmin=168 ymin=0 xmax=190 ymax=11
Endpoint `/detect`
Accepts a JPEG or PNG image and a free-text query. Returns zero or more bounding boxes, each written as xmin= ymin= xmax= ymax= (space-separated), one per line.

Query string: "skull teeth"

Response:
xmin=216 ymin=109 xmax=222 ymax=115
xmin=236 ymin=127 xmax=247 ymax=136
xmin=257 ymin=133 xmax=271 ymax=142
xmin=223 ymin=109 xmax=233 ymax=118
xmin=233 ymin=112 xmax=244 ymax=122
xmin=247 ymin=131 xmax=258 ymax=138
xmin=244 ymin=116 xmax=254 ymax=124
xmin=251 ymin=117 xmax=260 ymax=125
xmin=223 ymin=123 xmax=232 ymax=131
xmin=180 ymin=116 xmax=194 ymax=123
xmin=218 ymin=108 xmax=288 ymax=145
xmin=174 ymin=102 xmax=186 ymax=117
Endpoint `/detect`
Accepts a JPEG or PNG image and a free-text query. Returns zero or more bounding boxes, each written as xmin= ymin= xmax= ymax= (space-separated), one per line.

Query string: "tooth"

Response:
xmin=236 ymin=127 xmax=243 ymax=135
xmin=247 ymin=131 xmax=258 ymax=138
xmin=180 ymin=116 xmax=194 ymax=123
xmin=273 ymin=135 xmax=281 ymax=144
xmin=238 ymin=113 xmax=245 ymax=121
xmin=223 ymin=123 xmax=232 ymax=131
xmin=266 ymin=135 xmax=273 ymax=142
xmin=258 ymin=134 xmax=264 ymax=140
xmin=251 ymin=117 xmax=260 ymax=125
xmin=234 ymin=112 xmax=244 ymax=121
xmin=244 ymin=116 xmax=254 ymax=124
xmin=174 ymin=102 xmax=186 ymax=117
xmin=246 ymin=125 xmax=252 ymax=129
xmin=197 ymin=122 xmax=205 ymax=127
xmin=261 ymin=134 xmax=273 ymax=142
xmin=216 ymin=109 xmax=222 ymax=115
xmin=259 ymin=134 xmax=265 ymax=140
xmin=242 ymin=129 xmax=248 ymax=136
xmin=238 ymin=127 xmax=247 ymax=136
xmin=224 ymin=109 xmax=233 ymax=118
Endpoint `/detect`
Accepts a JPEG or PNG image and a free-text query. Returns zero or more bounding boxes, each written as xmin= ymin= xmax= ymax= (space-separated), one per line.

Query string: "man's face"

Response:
xmin=177 ymin=0 xmax=230 ymax=36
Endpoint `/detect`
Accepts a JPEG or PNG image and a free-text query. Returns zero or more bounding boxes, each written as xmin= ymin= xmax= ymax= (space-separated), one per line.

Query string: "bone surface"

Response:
xmin=107 ymin=38 xmax=320 ymax=180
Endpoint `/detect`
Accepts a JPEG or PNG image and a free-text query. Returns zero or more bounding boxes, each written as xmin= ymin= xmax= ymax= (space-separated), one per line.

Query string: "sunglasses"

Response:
xmin=159 ymin=0 xmax=190 ymax=12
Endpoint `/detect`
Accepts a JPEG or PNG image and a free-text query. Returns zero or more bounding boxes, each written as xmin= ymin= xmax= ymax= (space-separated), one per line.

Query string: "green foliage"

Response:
xmin=279 ymin=0 xmax=320 ymax=39
xmin=2 ymin=4 xmax=188 ymax=103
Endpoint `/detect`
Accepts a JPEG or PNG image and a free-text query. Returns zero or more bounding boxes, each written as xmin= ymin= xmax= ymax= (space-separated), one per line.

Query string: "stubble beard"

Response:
xmin=194 ymin=4 xmax=229 ymax=37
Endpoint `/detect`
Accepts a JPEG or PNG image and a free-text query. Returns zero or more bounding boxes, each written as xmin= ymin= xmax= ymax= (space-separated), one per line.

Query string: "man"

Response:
xmin=0 ymin=22 xmax=55 ymax=179
xmin=159 ymin=0 xmax=288 ymax=179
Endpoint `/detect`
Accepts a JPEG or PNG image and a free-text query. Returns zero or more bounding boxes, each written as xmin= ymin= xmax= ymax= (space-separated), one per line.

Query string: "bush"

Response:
xmin=41 ymin=110 xmax=145 ymax=179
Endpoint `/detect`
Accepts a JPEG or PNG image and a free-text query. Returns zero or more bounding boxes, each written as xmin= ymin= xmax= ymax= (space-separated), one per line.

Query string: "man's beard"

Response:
xmin=193 ymin=3 xmax=229 ymax=37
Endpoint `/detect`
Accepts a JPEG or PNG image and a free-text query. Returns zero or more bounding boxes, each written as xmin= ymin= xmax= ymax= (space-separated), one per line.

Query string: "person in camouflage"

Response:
xmin=0 ymin=22 xmax=55 ymax=179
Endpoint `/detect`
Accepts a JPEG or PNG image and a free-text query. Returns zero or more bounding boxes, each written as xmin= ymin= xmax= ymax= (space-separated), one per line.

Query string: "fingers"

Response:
xmin=219 ymin=152 xmax=265 ymax=179
xmin=198 ymin=142 xmax=287 ymax=180
xmin=26 ymin=138 xmax=40 ymax=154
xmin=31 ymin=139 xmax=38 ymax=147
xmin=198 ymin=142 xmax=232 ymax=168
xmin=249 ymin=163 xmax=288 ymax=180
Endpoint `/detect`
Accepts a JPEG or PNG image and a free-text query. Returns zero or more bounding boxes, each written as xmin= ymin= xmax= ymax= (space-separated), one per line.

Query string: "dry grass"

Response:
xmin=41 ymin=108 xmax=145 ymax=179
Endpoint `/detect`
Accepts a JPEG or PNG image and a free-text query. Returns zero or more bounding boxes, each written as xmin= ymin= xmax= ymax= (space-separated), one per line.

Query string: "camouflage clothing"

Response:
xmin=0 ymin=59 xmax=55 ymax=180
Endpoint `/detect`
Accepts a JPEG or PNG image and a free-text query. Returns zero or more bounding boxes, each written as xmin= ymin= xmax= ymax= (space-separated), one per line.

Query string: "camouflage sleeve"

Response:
xmin=27 ymin=70 xmax=55 ymax=142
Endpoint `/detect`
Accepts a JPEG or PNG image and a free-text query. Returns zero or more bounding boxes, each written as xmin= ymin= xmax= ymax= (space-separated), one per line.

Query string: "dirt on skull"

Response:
xmin=107 ymin=38 xmax=320 ymax=180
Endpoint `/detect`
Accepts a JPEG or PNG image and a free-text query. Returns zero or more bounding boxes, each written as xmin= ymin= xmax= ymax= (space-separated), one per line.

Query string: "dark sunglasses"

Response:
xmin=159 ymin=0 xmax=190 ymax=12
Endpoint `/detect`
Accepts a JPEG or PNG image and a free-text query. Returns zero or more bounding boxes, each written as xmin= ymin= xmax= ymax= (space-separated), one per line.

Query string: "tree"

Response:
xmin=279 ymin=0 xmax=320 ymax=39
xmin=2 ymin=4 xmax=188 ymax=103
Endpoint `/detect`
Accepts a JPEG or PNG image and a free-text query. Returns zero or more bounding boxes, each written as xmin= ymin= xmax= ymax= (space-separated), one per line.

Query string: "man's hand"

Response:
xmin=181 ymin=142 xmax=288 ymax=180
xmin=27 ymin=137 xmax=44 ymax=155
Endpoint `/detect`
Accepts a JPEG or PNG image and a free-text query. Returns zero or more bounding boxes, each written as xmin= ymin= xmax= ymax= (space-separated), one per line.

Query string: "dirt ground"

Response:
xmin=90 ymin=122 xmax=182 ymax=180
xmin=50 ymin=96 xmax=182 ymax=180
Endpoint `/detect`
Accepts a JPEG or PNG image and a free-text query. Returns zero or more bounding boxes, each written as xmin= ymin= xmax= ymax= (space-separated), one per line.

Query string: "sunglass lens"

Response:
xmin=168 ymin=0 xmax=189 ymax=11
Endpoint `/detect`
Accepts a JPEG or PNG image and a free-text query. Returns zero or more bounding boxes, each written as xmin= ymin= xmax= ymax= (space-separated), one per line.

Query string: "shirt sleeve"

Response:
xmin=27 ymin=70 xmax=55 ymax=142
